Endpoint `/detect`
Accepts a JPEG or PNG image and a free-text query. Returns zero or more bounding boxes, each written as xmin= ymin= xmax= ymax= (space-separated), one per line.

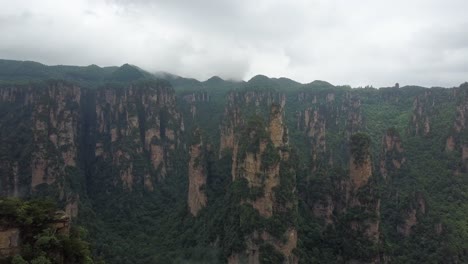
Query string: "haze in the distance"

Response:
xmin=0 ymin=0 xmax=467 ymax=87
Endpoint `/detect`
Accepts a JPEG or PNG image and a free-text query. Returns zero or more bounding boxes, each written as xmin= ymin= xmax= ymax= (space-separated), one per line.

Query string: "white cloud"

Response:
xmin=0 ymin=0 xmax=466 ymax=87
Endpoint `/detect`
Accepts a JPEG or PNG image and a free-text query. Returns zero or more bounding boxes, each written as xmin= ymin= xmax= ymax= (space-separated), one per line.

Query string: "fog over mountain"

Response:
xmin=1 ymin=0 xmax=467 ymax=87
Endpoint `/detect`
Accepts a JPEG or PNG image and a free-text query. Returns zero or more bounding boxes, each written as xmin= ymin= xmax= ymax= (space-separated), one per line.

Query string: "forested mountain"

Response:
xmin=0 ymin=59 xmax=467 ymax=264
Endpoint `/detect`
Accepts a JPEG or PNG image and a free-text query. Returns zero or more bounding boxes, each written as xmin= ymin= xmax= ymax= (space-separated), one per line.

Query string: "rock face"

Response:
xmin=219 ymin=93 xmax=243 ymax=156
xmin=409 ymin=91 xmax=433 ymax=136
xmin=397 ymin=194 xmax=426 ymax=237
xmin=0 ymin=80 xmax=183 ymax=217
xmin=348 ymin=133 xmax=380 ymax=244
xmin=297 ymin=91 xmax=363 ymax=171
xmin=298 ymin=107 xmax=326 ymax=171
xmin=0 ymin=211 xmax=71 ymax=260
xmin=187 ymin=129 xmax=207 ymax=216
xmin=219 ymin=91 xmax=285 ymax=157
xmin=305 ymin=133 xmax=381 ymax=263
xmin=269 ymin=104 xmax=286 ymax=147
xmin=227 ymin=101 xmax=298 ymax=264
xmin=0 ymin=82 xmax=82 ymax=216
xmin=93 ymin=82 xmax=183 ymax=192
xmin=380 ymin=128 xmax=405 ymax=180
xmin=182 ymin=91 xmax=210 ymax=119
xmin=446 ymin=89 xmax=468 ymax=173
xmin=2 ymin=74 xmax=468 ymax=264
xmin=0 ymin=228 xmax=21 ymax=257
xmin=349 ymin=134 xmax=373 ymax=190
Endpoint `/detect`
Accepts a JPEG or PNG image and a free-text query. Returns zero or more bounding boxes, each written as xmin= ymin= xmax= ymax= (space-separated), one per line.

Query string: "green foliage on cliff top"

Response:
xmin=0 ymin=198 xmax=98 ymax=264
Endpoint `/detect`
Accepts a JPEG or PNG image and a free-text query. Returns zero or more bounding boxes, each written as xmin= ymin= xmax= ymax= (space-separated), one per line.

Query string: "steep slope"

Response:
xmin=0 ymin=61 xmax=467 ymax=264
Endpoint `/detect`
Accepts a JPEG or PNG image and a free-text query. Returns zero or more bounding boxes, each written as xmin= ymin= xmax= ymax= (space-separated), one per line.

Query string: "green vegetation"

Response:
xmin=0 ymin=59 xmax=467 ymax=263
xmin=350 ymin=132 xmax=371 ymax=165
xmin=0 ymin=198 xmax=96 ymax=264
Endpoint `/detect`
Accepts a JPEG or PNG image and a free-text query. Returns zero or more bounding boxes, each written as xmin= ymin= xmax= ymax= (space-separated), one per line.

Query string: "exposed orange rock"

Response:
xmin=269 ymin=104 xmax=285 ymax=147
xmin=0 ymin=228 xmax=21 ymax=257
xmin=350 ymin=156 xmax=372 ymax=190
xmin=65 ymin=195 xmax=79 ymax=218
xmin=397 ymin=209 xmax=417 ymax=236
xmin=150 ymin=144 xmax=165 ymax=175
xmin=227 ymin=103 xmax=297 ymax=263
xmin=380 ymin=129 xmax=405 ymax=179
xmin=188 ymin=136 xmax=207 ymax=216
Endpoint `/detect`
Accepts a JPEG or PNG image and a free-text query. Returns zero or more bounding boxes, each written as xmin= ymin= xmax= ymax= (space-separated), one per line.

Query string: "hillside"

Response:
xmin=0 ymin=59 xmax=467 ymax=263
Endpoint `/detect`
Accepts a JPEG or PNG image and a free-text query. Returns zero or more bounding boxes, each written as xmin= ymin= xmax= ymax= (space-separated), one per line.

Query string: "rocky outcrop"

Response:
xmin=0 ymin=82 xmax=82 ymax=216
xmin=182 ymin=91 xmax=210 ymax=103
xmin=228 ymin=228 xmax=298 ymax=264
xmin=343 ymin=133 xmax=381 ymax=262
xmin=182 ymin=91 xmax=210 ymax=119
xmin=349 ymin=134 xmax=373 ymax=190
xmin=296 ymin=91 xmax=363 ymax=171
xmin=0 ymin=211 xmax=71 ymax=260
xmin=397 ymin=194 xmax=426 ymax=237
xmin=228 ymin=103 xmax=298 ymax=264
xmin=0 ymin=80 xmax=183 ymax=217
xmin=30 ymin=83 xmax=81 ymax=193
xmin=380 ymin=128 xmax=405 ymax=180
xmin=446 ymin=89 xmax=468 ymax=173
xmin=188 ymin=129 xmax=207 ymax=216
xmin=298 ymin=107 xmax=327 ymax=171
xmin=220 ymin=91 xmax=286 ymax=157
xmin=0 ymin=227 xmax=21 ymax=257
xmin=219 ymin=93 xmax=242 ymax=156
xmin=269 ymin=104 xmax=286 ymax=147
xmin=409 ymin=91 xmax=433 ymax=136
xmin=312 ymin=196 xmax=334 ymax=225
xmin=344 ymin=94 xmax=363 ymax=137
xmin=93 ymin=81 xmax=183 ymax=192
xmin=349 ymin=155 xmax=372 ymax=190
xmin=232 ymin=104 xmax=288 ymax=218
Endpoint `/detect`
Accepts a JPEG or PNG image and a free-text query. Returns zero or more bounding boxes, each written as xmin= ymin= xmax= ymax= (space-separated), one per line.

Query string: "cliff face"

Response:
xmin=446 ymin=87 xmax=468 ymax=173
xmin=397 ymin=194 xmax=426 ymax=237
xmin=305 ymin=132 xmax=380 ymax=263
xmin=182 ymin=91 xmax=210 ymax=119
xmin=220 ymin=91 xmax=285 ymax=157
xmin=93 ymin=82 xmax=183 ymax=192
xmin=2 ymin=72 xmax=468 ymax=264
xmin=347 ymin=133 xmax=380 ymax=262
xmin=221 ymin=91 xmax=297 ymax=264
xmin=187 ymin=129 xmax=207 ymax=216
xmin=409 ymin=91 xmax=433 ymax=136
xmin=0 ymin=227 xmax=20 ymax=257
xmin=0 ymin=82 xmax=81 ymax=215
xmin=296 ymin=91 xmax=363 ymax=171
xmin=232 ymin=104 xmax=288 ymax=218
xmin=0 ymin=197 xmax=78 ymax=263
xmin=379 ymin=128 xmax=405 ymax=180
xmin=0 ymin=80 xmax=183 ymax=216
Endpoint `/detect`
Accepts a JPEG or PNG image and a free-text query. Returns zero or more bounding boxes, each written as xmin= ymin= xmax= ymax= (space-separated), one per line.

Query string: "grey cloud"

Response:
xmin=0 ymin=0 xmax=466 ymax=87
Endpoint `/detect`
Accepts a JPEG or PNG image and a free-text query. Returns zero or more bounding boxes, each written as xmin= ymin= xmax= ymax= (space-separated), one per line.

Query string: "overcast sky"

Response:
xmin=0 ymin=0 xmax=467 ymax=87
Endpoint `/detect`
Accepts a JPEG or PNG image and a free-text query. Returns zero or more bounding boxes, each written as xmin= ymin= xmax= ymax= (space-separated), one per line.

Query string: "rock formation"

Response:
xmin=228 ymin=102 xmax=298 ymax=264
xmin=0 ymin=81 xmax=81 ymax=216
xmin=188 ymin=128 xmax=207 ymax=216
xmin=93 ymin=81 xmax=183 ymax=192
xmin=379 ymin=128 xmax=405 ymax=180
